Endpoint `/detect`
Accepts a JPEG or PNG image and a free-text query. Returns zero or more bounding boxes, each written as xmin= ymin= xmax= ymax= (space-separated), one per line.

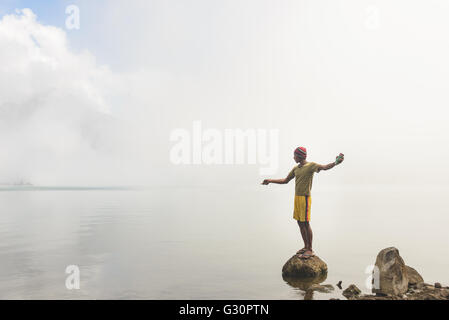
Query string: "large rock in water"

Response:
xmin=282 ymin=254 xmax=328 ymax=278
xmin=372 ymin=247 xmax=408 ymax=296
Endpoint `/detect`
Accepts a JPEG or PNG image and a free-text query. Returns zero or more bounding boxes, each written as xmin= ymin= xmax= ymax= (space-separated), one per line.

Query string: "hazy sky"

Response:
xmin=0 ymin=0 xmax=449 ymax=186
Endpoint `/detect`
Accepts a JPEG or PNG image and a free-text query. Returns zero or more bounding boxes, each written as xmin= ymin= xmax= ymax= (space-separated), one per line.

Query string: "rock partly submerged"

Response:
xmin=282 ymin=253 xmax=330 ymax=300
xmin=346 ymin=246 xmax=448 ymax=300
xmin=282 ymin=254 xmax=328 ymax=279
xmin=342 ymin=284 xmax=361 ymax=299
xmin=372 ymin=247 xmax=409 ymax=296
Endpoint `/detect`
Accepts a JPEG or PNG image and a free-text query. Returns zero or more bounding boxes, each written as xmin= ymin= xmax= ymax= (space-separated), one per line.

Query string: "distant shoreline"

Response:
xmin=0 ymin=185 xmax=143 ymax=191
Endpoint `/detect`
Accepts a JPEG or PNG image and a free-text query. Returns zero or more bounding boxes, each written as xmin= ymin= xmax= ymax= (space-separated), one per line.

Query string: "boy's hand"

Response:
xmin=335 ymin=153 xmax=344 ymax=165
xmin=261 ymin=179 xmax=270 ymax=185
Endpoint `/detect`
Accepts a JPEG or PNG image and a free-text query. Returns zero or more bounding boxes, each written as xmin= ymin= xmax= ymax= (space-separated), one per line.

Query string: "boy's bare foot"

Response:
xmin=296 ymin=248 xmax=307 ymax=255
xmin=299 ymin=250 xmax=315 ymax=259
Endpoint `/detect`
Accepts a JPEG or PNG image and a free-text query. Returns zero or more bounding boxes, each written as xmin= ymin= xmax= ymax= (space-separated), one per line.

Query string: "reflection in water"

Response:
xmin=282 ymin=273 xmax=328 ymax=300
xmin=1 ymin=185 xmax=449 ymax=299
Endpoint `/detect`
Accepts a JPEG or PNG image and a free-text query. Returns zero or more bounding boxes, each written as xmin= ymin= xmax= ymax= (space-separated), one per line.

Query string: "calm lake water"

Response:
xmin=0 ymin=184 xmax=448 ymax=299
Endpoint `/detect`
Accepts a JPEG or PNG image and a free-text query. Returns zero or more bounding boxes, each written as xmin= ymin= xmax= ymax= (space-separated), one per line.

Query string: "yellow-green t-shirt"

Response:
xmin=287 ymin=162 xmax=320 ymax=196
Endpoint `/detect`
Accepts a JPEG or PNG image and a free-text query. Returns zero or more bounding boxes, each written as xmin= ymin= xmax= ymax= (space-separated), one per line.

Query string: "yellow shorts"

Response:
xmin=293 ymin=195 xmax=311 ymax=222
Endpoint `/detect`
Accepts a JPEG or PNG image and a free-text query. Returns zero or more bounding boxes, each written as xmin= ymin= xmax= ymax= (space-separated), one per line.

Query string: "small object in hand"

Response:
xmin=335 ymin=153 xmax=344 ymax=165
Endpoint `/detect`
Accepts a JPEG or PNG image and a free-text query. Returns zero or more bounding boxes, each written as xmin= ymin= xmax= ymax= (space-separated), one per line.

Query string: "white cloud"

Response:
xmin=0 ymin=9 xmax=129 ymax=185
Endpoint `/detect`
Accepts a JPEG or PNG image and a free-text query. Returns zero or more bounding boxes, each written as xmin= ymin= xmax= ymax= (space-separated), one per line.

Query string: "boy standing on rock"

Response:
xmin=261 ymin=147 xmax=344 ymax=259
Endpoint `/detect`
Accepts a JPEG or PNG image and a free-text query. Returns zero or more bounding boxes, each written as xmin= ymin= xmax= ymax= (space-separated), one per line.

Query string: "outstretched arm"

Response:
xmin=261 ymin=173 xmax=294 ymax=185
xmin=317 ymin=153 xmax=344 ymax=173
